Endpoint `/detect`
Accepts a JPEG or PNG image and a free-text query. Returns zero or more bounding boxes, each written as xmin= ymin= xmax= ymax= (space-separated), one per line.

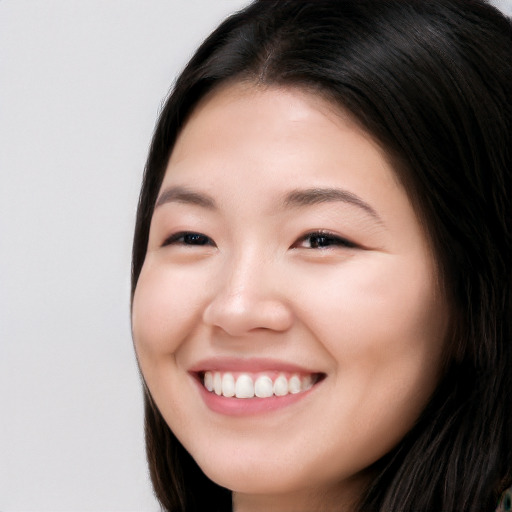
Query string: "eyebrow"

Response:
xmin=154 ymin=186 xmax=217 ymax=210
xmin=282 ymin=187 xmax=382 ymax=222
xmin=154 ymin=185 xmax=382 ymax=223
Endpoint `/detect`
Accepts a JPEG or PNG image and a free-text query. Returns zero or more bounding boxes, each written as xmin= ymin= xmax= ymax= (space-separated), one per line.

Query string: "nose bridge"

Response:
xmin=226 ymin=245 xmax=265 ymax=298
xmin=202 ymin=245 xmax=293 ymax=335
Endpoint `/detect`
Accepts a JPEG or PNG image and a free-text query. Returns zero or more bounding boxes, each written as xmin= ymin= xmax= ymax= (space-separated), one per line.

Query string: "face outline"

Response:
xmin=132 ymin=83 xmax=449 ymax=509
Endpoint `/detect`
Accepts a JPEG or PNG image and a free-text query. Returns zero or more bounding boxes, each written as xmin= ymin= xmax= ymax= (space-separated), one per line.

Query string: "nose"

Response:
xmin=202 ymin=252 xmax=294 ymax=337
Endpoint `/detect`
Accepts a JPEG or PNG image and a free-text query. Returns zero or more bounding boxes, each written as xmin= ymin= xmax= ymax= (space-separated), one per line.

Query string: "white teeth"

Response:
xmin=288 ymin=375 xmax=301 ymax=394
xmin=204 ymin=371 xmax=213 ymax=392
xmin=273 ymin=374 xmax=289 ymax=396
xmin=222 ymin=373 xmax=235 ymax=397
xmin=203 ymin=371 xmax=317 ymax=398
xmin=235 ymin=374 xmax=255 ymax=398
xmin=213 ymin=372 xmax=222 ymax=396
xmin=254 ymin=375 xmax=273 ymax=398
xmin=301 ymin=374 xmax=313 ymax=391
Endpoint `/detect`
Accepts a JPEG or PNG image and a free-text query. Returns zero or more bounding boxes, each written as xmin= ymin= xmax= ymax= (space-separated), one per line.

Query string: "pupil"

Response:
xmin=311 ymin=235 xmax=328 ymax=248
xmin=185 ymin=233 xmax=206 ymax=245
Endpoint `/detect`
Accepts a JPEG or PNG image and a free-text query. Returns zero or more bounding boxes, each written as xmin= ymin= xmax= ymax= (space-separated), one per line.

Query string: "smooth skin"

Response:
xmin=132 ymin=83 xmax=450 ymax=512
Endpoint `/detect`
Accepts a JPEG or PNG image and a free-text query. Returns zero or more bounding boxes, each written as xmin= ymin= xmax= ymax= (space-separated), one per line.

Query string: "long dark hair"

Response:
xmin=131 ymin=1 xmax=512 ymax=510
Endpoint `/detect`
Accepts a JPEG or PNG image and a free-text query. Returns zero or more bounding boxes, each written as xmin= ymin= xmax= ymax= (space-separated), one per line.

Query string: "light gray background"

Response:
xmin=0 ymin=1 xmax=249 ymax=511
xmin=0 ymin=1 xmax=510 ymax=511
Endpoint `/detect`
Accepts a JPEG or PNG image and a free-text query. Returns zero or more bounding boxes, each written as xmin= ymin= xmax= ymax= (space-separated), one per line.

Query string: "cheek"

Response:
xmin=131 ymin=261 xmax=204 ymax=359
xmin=300 ymin=254 xmax=447 ymax=357
xmin=293 ymin=254 xmax=448 ymax=419
xmin=298 ymin=258 xmax=447 ymax=467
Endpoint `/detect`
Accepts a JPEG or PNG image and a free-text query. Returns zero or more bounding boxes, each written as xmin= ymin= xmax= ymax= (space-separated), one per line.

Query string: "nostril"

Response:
xmin=202 ymin=293 xmax=293 ymax=335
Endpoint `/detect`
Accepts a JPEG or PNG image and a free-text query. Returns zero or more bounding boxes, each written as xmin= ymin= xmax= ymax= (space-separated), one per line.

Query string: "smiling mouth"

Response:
xmin=199 ymin=371 xmax=325 ymax=399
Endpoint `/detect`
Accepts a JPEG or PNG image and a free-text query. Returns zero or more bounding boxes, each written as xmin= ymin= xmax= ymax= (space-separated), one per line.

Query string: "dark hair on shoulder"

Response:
xmin=131 ymin=1 xmax=512 ymax=510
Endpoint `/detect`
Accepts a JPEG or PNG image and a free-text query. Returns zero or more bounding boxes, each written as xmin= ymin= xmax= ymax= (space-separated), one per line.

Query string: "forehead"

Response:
xmin=174 ymin=81 xmax=375 ymax=156
xmin=159 ymin=83 xmax=429 ymax=249
xmin=166 ymin=82 xmax=399 ymax=195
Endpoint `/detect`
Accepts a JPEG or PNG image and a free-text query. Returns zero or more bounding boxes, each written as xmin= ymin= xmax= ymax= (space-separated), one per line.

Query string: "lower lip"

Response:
xmin=193 ymin=377 xmax=319 ymax=416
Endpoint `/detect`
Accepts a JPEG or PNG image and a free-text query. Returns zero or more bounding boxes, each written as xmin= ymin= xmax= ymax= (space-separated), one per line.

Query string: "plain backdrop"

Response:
xmin=0 ymin=1 xmax=510 ymax=511
xmin=0 ymin=1 xmax=249 ymax=511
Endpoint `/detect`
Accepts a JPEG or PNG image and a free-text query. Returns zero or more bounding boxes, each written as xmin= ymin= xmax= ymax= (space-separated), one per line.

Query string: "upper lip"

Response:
xmin=188 ymin=356 xmax=322 ymax=375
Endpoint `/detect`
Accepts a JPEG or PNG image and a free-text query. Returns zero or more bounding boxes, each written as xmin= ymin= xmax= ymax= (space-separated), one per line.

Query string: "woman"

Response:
xmin=130 ymin=1 xmax=511 ymax=511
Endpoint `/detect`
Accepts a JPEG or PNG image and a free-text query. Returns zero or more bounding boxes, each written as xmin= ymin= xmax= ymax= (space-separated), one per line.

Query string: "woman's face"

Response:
xmin=132 ymin=83 xmax=449 ymax=507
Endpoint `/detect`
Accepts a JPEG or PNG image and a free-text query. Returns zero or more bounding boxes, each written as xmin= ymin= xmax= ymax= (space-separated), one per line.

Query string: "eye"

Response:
xmin=162 ymin=231 xmax=215 ymax=247
xmin=293 ymin=231 xmax=357 ymax=249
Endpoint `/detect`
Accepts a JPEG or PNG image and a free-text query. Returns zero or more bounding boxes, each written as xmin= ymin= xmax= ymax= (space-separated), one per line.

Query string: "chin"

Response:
xmin=206 ymin=469 xmax=301 ymax=495
xmin=195 ymin=452 xmax=307 ymax=495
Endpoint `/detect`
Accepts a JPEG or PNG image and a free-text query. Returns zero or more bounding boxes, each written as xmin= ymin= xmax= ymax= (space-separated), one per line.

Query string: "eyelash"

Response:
xmin=162 ymin=232 xmax=215 ymax=247
xmin=293 ymin=231 xmax=357 ymax=250
xmin=162 ymin=230 xmax=357 ymax=250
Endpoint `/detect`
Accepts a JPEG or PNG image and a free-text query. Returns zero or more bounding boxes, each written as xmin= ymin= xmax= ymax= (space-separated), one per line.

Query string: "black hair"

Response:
xmin=131 ymin=1 xmax=512 ymax=510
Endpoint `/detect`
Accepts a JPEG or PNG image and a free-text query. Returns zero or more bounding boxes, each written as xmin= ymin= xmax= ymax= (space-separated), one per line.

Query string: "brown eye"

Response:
xmin=162 ymin=232 xmax=215 ymax=247
xmin=294 ymin=231 xmax=357 ymax=249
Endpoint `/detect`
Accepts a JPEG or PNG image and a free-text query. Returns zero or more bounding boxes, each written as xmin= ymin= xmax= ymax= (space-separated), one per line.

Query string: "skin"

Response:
xmin=132 ymin=82 xmax=450 ymax=511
